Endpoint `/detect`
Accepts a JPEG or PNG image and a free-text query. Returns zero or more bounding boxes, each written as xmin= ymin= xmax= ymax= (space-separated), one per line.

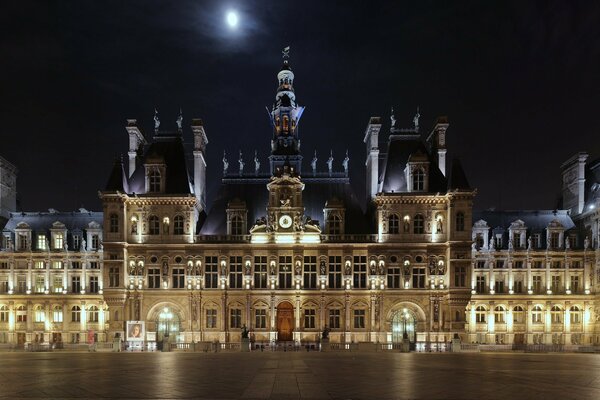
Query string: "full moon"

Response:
xmin=226 ymin=11 xmax=238 ymax=28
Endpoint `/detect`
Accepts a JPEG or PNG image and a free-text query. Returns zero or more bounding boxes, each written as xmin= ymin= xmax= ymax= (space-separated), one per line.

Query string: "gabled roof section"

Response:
xmin=127 ymin=133 xmax=193 ymax=195
xmin=448 ymin=158 xmax=470 ymax=191
xmin=380 ymin=134 xmax=447 ymax=193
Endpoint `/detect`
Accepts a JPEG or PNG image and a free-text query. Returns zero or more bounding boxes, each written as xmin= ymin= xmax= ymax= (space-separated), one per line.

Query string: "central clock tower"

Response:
xmin=266 ymin=163 xmax=305 ymax=232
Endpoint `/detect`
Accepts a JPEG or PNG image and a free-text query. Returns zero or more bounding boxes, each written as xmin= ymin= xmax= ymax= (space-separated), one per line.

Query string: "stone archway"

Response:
xmin=276 ymin=301 xmax=294 ymax=342
xmin=392 ymin=309 xmax=418 ymax=343
xmin=146 ymin=302 xmax=184 ymax=345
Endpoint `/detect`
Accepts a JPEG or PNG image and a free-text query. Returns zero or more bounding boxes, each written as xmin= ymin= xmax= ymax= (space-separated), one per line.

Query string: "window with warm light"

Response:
xmin=513 ymin=306 xmax=524 ymax=323
xmin=475 ymin=306 xmax=486 ymax=323
xmin=34 ymin=305 xmax=45 ymax=323
xmin=551 ymin=306 xmax=562 ymax=324
xmin=37 ymin=235 xmax=46 ymax=250
xmin=494 ymin=306 xmax=505 ymax=323
xmin=532 ymin=305 xmax=543 ymax=323
xmin=52 ymin=306 xmax=63 ymax=323
xmin=54 ymin=233 xmax=64 ymax=250
xmin=0 ymin=305 xmax=10 ymax=322
xmin=570 ymin=306 xmax=581 ymax=323
xmin=88 ymin=306 xmax=99 ymax=322
xmin=16 ymin=305 xmax=27 ymax=322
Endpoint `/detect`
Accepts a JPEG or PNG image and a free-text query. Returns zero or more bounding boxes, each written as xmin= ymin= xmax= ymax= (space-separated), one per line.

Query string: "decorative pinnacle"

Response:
xmin=282 ymin=46 xmax=290 ymax=60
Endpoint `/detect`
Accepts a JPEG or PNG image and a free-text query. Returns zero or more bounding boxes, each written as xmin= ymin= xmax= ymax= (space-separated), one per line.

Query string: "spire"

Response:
xmin=268 ymin=46 xmax=305 ymax=174
xmin=154 ymin=108 xmax=160 ymax=132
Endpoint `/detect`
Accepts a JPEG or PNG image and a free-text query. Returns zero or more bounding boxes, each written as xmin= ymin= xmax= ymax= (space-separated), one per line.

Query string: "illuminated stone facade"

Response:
xmin=0 ymin=52 xmax=599 ymax=349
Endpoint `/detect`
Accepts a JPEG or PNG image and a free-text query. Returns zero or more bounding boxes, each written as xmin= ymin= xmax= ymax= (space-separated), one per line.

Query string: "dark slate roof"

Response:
xmin=105 ymin=159 xmax=129 ymax=192
xmin=473 ymin=210 xmax=575 ymax=232
xmin=200 ymin=178 xmax=368 ymax=235
xmin=380 ymin=134 xmax=447 ymax=193
xmin=125 ymin=133 xmax=192 ymax=195
xmin=448 ymin=158 xmax=470 ymax=190
xmin=584 ymin=156 xmax=600 ymax=210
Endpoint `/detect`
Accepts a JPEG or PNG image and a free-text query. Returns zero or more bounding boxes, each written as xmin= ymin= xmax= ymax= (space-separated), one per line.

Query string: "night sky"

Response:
xmin=2 ymin=1 xmax=600 ymax=213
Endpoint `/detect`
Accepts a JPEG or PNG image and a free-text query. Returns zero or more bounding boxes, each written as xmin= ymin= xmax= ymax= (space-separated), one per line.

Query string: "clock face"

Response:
xmin=278 ymin=214 xmax=293 ymax=229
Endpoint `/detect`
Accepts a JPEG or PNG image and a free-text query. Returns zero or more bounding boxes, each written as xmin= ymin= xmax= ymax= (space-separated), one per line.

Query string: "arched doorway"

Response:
xmin=277 ymin=302 xmax=294 ymax=342
xmin=392 ymin=308 xmax=417 ymax=344
xmin=156 ymin=307 xmax=181 ymax=344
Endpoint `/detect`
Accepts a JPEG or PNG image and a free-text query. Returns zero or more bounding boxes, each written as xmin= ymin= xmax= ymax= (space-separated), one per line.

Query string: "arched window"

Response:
xmin=231 ymin=216 xmax=244 ymax=235
xmin=413 ymin=214 xmax=424 ymax=234
xmin=16 ymin=305 xmax=27 ymax=322
xmin=551 ymin=306 xmax=562 ymax=324
xmin=327 ymin=214 xmax=342 ymax=235
xmin=570 ymin=306 xmax=581 ymax=324
xmin=413 ymin=168 xmax=425 ymax=191
xmin=513 ymin=306 xmax=525 ymax=323
xmin=148 ymin=216 xmax=160 ymax=235
xmin=494 ymin=306 xmax=505 ymax=323
xmin=109 ymin=213 xmax=119 ymax=233
xmin=53 ymin=305 xmax=63 ymax=323
xmin=148 ymin=168 xmax=161 ymax=192
xmin=34 ymin=305 xmax=45 ymax=323
xmin=456 ymin=212 xmax=465 ymax=232
xmin=532 ymin=305 xmax=543 ymax=324
xmin=388 ymin=214 xmax=399 ymax=234
xmin=0 ymin=305 xmax=8 ymax=322
xmin=71 ymin=306 xmax=81 ymax=322
xmin=88 ymin=306 xmax=99 ymax=322
xmin=173 ymin=215 xmax=185 ymax=235
xmin=475 ymin=306 xmax=486 ymax=323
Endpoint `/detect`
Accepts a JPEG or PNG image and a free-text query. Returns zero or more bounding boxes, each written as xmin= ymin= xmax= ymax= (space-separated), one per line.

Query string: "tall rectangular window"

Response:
xmin=52 ymin=276 xmax=62 ymax=293
xmin=54 ymin=233 xmax=64 ymax=250
xmin=35 ymin=275 xmax=45 ymax=293
xmin=255 ymin=309 xmax=266 ymax=329
xmin=387 ymin=266 xmax=401 ymax=288
xmin=328 ymin=256 xmax=342 ymax=289
xmin=532 ymin=275 xmax=542 ymax=294
xmin=204 ymin=256 xmax=218 ymax=289
xmin=17 ymin=276 xmax=26 ymax=293
xmin=18 ymin=234 xmax=28 ymax=250
xmin=254 ymin=256 xmax=268 ymax=289
xmin=37 ymin=235 xmax=46 ymax=250
xmin=413 ymin=267 xmax=426 ymax=289
xmin=304 ymin=309 xmax=316 ymax=329
xmin=514 ymin=280 xmax=523 ymax=293
xmin=353 ymin=255 xmax=367 ymax=289
xmin=0 ymin=277 xmax=8 ymax=294
xmin=206 ymin=309 xmax=217 ymax=329
xmin=229 ymin=256 xmax=243 ymax=289
xmin=551 ymin=275 xmax=561 ymax=293
xmin=71 ymin=276 xmax=81 ymax=293
xmin=353 ymin=309 xmax=365 ymax=329
xmin=230 ymin=309 xmax=242 ymax=329
xmin=550 ymin=232 xmax=559 ymax=248
xmin=455 ymin=212 xmax=465 ymax=232
xmin=476 ymin=276 xmax=486 ymax=293
xmin=89 ymin=276 xmax=99 ymax=293
xmin=278 ymin=256 xmax=292 ymax=289
xmin=329 ymin=309 xmax=340 ymax=329
xmin=34 ymin=261 xmax=45 ymax=269
xmin=172 ymin=268 xmax=185 ymax=289
xmin=570 ymin=275 xmax=580 ymax=293
xmin=73 ymin=235 xmax=81 ymax=251
xmin=454 ymin=266 xmax=466 ymax=287
xmin=109 ymin=267 xmax=120 ymax=288
xmin=148 ymin=267 xmax=160 ymax=289
xmin=91 ymin=235 xmax=99 ymax=250
xmin=303 ymin=256 xmax=317 ymax=289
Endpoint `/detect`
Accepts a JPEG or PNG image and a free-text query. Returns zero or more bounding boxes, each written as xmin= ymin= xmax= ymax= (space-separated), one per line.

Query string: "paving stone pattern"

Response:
xmin=1 ymin=352 xmax=600 ymax=399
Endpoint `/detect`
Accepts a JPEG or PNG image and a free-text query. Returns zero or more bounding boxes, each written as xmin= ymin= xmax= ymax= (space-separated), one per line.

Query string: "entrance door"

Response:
xmin=156 ymin=307 xmax=180 ymax=343
xmin=277 ymin=302 xmax=294 ymax=341
xmin=392 ymin=309 xmax=417 ymax=344
xmin=17 ymin=333 xmax=26 ymax=347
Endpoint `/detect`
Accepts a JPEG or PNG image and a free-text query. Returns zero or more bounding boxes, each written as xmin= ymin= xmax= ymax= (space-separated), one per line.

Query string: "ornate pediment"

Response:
xmin=473 ymin=219 xmax=489 ymax=228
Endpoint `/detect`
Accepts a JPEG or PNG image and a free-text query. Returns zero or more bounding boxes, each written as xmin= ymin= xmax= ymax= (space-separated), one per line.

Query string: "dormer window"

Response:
xmin=550 ymin=232 xmax=560 ymax=248
xmin=149 ymin=168 xmax=161 ymax=192
xmin=413 ymin=168 xmax=425 ymax=191
xmin=37 ymin=235 xmax=47 ymax=250
xmin=54 ymin=233 xmax=64 ymax=250
xmin=231 ymin=216 xmax=244 ymax=235
xmin=91 ymin=234 xmax=99 ymax=250
xmin=327 ymin=214 xmax=342 ymax=235
xmin=18 ymin=233 xmax=28 ymax=250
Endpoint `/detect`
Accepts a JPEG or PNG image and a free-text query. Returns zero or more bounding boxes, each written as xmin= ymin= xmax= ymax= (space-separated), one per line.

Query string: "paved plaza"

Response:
xmin=1 ymin=351 xmax=600 ymax=399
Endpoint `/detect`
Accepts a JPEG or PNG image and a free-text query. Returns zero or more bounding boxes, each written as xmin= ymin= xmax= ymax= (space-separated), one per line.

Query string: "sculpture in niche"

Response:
xmin=222 ymin=151 xmax=229 ymax=174
xmin=320 ymin=260 xmax=326 ymax=275
xmin=162 ymin=261 xmax=168 ymax=276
